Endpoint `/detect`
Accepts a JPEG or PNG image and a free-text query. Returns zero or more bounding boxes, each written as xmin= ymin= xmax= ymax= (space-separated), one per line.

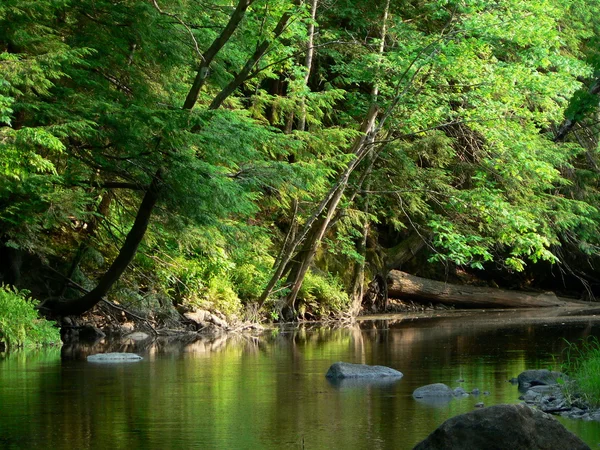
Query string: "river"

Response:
xmin=1 ymin=309 xmax=600 ymax=449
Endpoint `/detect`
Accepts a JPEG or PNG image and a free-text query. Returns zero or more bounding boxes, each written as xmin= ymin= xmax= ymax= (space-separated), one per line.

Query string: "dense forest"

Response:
xmin=1 ymin=0 xmax=600 ymax=327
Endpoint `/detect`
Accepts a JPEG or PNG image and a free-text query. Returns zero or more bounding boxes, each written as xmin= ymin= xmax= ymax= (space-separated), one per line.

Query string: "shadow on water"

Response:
xmin=1 ymin=309 xmax=600 ymax=449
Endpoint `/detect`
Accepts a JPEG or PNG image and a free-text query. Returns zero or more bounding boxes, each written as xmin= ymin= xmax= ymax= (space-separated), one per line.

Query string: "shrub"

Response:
xmin=562 ymin=337 xmax=600 ymax=407
xmin=0 ymin=285 xmax=61 ymax=350
xmin=297 ymin=270 xmax=350 ymax=317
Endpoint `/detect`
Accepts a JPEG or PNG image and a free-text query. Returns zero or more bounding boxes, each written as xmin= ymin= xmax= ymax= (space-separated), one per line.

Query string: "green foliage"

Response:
xmin=0 ymin=285 xmax=61 ymax=350
xmin=298 ymin=271 xmax=350 ymax=317
xmin=2 ymin=0 xmax=600 ymax=321
xmin=561 ymin=337 xmax=600 ymax=408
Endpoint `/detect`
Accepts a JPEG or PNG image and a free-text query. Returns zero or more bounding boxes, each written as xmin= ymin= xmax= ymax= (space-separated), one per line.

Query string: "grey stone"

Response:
xmin=522 ymin=389 xmax=543 ymax=403
xmin=517 ymin=369 xmax=565 ymax=389
xmin=453 ymin=387 xmax=468 ymax=397
xmin=325 ymin=362 xmax=403 ymax=379
xmin=123 ymin=332 xmax=150 ymax=341
xmin=413 ymin=383 xmax=454 ymax=398
xmin=87 ymin=352 xmax=143 ymax=363
xmin=413 ymin=403 xmax=590 ymax=450
xmin=471 ymin=388 xmax=480 ymax=395
xmin=474 ymin=402 xmax=485 ymax=408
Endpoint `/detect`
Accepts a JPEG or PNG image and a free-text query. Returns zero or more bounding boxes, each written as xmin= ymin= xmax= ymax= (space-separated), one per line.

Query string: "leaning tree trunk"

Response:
xmin=48 ymin=169 xmax=163 ymax=316
xmin=554 ymin=77 xmax=600 ymax=142
xmin=47 ymin=1 xmax=267 ymax=316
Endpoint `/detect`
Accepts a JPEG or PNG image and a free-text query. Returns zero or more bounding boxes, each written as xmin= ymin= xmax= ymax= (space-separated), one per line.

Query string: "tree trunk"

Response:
xmin=62 ymin=191 xmax=114 ymax=293
xmin=350 ymin=0 xmax=389 ymax=316
xmin=387 ymin=270 xmax=576 ymax=308
xmin=361 ymin=232 xmax=427 ymax=312
xmin=554 ymin=78 xmax=600 ymax=142
xmin=49 ymin=169 xmax=163 ymax=315
xmin=258 ymin=104 xmax=379 ymax=308
xmin=297 ymin=0 xmax=319 ymax=132
xmin=183 ymin=0 xmax=256 ymax=109
xmin=209 ymin=8 xmax=295 ymax=110
xmin=48 ymin=2 xmax=260 ymax=316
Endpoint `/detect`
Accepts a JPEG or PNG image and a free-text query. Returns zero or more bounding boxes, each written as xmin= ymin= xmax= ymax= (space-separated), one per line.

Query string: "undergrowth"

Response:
xmin=0 ymin=285 xmax=62 ymax=350
xmin=561 ymin=337 xmax=600 ymax=407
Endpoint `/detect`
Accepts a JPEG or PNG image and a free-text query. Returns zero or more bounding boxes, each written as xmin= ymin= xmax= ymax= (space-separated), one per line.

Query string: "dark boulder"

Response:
xmin=517 ymin=369 xmax=565 ymax=389
xmin=413 ymin=403 xmax=590 ymax=450
xmin=325 ymin=362 xmax=403 ymax=379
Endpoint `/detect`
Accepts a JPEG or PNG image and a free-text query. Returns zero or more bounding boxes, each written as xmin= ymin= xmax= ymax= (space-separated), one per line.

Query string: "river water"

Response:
xmin=1 ymin=309 xmax=600 ymax=449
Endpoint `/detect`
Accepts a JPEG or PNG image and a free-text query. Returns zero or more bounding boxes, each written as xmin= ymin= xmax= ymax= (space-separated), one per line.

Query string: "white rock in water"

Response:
xmin=87 ymin=352 xmax=143 ymax=362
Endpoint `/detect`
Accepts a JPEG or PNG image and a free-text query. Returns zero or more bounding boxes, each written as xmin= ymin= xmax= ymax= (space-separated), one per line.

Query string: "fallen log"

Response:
xmin=387 ymin=271 xmax=577 ymax=308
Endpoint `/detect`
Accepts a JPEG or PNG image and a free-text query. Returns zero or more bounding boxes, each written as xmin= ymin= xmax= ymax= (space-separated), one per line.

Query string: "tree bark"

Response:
xmin=49 ymin=169 xmax=164 ymax=315
xmin=258 ymin=104 xmax=380 ymax=308
xmin=554 ymin=78 xmax=600 ymax=142
xmin=47 ymin=2 xmax=261 ymax=316
xmin=361 ymin=232 xmax=427 ymax=312
xmin=183 ymin=0 xmax=256 ymax=110
xmin=297 ymin=0 xmax=319 ymax=132
xmin=387 ymin=270 xmax=575 ymax=308
xmin=209 ymin=7 xmax=295 ymax=110
xmin=350 ymin=0 xmax=390 ymax=316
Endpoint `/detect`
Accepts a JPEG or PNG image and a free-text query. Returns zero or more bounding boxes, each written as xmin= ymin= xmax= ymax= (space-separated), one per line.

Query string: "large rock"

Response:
xmin=413 ymin=403 xmax=590 ymax=450
xmin=517 ymin=369 xmax=565 ymax=389
xmin=413 ymin=383 xmax=454 ymax=398
xmin=325 ymin=362 xmax=403 ymax=379
xmin=87 ymin=352 xmax=143 ymax=363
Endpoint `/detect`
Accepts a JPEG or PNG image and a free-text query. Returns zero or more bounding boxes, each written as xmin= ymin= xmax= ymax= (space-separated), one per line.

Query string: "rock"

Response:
xmin=184 ymin=310 xmax=209 ymax=324
xmin=413 ymin=383 xmax=454 ymax=398
xmin=325 ymin=362 xmax=403 ymax=379
xmin=456 ymin=378 xmax=465 ymax=383
xmin=87 ymin=352 xmax=143 ymax=363
xmin=471 ymin=388 xmax=480 ymax=395
xmin=120 ymin=322 xmax=135 ymax=332
xmin=483 ymin=391 xmax=490 ymax=396
xmin=521 ymin=389 xmax=543 ymax=404
xmin=207 ymin=313 xmax=228 ymax=329
xmin=61 ymin=316 xmax=74 ymax=327
xmin=517 ymin=369 xmax=565 ymax=389
xmin=413 ymin=403 xmax=591 ymax=450
xmin=123 ymin=332 xmax=150 ymax=341
xmin=453 ymin=387 xmax=468 ymax=397
xmin=474 ymin=402 xmax=484 ymax=408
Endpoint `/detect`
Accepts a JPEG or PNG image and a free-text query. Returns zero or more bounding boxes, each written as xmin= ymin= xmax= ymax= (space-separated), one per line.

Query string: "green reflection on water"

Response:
xmin=1 ymin=313 xmax=600 ymax=449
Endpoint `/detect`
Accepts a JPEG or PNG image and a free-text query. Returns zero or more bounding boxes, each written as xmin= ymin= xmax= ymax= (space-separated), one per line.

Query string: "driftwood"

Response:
xmin=387 ymin=271 xmax=579 ymax=308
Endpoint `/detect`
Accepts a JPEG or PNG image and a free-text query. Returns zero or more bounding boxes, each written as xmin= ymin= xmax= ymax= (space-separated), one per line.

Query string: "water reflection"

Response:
xmin=1 ymin=311 xmax=600 ymax=449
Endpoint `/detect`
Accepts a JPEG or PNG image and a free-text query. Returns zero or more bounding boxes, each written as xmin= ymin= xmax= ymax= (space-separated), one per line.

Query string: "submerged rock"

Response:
xmin=413 ymin=403 xmax=590 ymax=450
xmin=413 ymin=383 xmax=454 ymax=398
xmin=453 ymin=387 xmax=468 ymax=397
xmin=517 ymin=369 xmax=565 ymax=389
xmin=87 ymin=352 xmax=143 ymax=363
xmin=325 ymin=362 xmax=403 ymax=379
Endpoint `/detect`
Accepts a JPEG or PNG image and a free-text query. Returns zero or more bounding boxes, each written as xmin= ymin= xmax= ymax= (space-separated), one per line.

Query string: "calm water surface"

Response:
xmin=2 ymin=309 xmax=600 ymax=449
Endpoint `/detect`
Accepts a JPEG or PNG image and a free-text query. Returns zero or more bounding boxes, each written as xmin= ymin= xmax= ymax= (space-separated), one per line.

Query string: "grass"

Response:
xmin=562 ymin=337 xmax=600 ymax=407
xmin=0 ymin=285 xmax=61 ymax=350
